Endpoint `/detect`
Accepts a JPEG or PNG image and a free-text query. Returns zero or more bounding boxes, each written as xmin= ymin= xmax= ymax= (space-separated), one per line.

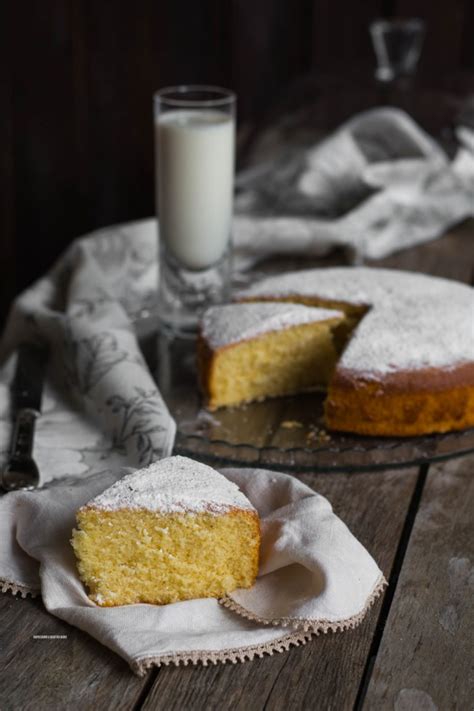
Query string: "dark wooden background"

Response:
xmin=2 ymin=0 xmax=474 ymax=324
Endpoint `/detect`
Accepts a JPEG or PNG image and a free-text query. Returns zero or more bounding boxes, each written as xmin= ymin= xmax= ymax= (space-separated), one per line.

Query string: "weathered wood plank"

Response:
xmin=363 ymin=454 xmax=474 ymax=711
xmin=0 ymin=0 xmax=15 ymax=328
xmin=396 ymin=0 xmax=467 ymax=73
xmin=310 ymin=0 xmax=381 ymax=72
xmin=0 ymin=592 xmax=149 ymax=711
xmin=369 ymin=219 xmax=474 ymax=285
xmin=142 ymin=467 xmax=419 ymax=711
xmin=9 ymin=0 xmax=91 ymax=298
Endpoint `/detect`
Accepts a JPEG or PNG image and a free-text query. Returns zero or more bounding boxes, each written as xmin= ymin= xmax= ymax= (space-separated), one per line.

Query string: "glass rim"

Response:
xmin=370 ymin=17 xmax=425 ymax=32
xmin=154 ymin=85 xmax=236 ymax=108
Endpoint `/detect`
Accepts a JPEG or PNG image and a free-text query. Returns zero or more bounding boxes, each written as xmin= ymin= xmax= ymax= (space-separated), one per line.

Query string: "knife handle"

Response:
xmin=11 ymin=408 xmax=39 ymax=460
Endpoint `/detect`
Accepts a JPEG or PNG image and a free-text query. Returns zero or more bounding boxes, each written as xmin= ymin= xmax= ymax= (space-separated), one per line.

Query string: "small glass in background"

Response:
xmin=370 ymin=18 xmax=426 ymax=83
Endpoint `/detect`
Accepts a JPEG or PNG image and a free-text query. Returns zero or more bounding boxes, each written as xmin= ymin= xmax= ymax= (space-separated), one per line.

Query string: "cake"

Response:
xmin=198 ymin=302 xmax=345 ymax=409
xmin=71 ymin=456 xmax=260 ymax=606
xmin=199 ymin=267 xmax=474 ymax=437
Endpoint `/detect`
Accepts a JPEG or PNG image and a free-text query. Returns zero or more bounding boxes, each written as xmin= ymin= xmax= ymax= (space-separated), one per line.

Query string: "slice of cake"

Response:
xmin=237 ymin=267 xmax=474 ymax=436
xmin=71 ymin=456 xmax=260 ymax=606
xmin=198 ymin=302 xmax=345 ymax=410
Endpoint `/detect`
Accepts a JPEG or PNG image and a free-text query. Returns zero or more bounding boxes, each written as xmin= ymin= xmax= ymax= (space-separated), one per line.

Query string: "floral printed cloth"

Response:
xmin=0 ymin=219 xmax=175 ymax=484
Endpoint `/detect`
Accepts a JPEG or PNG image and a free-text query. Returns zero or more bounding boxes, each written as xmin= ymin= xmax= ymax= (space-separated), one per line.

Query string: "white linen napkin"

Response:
xmin=0 ymin=106 xmax=463 ymax=674
xmin=0 ymin=465 xmax=385 ymax=674
xmin=232 ymin=107 xmax=474 ymax=267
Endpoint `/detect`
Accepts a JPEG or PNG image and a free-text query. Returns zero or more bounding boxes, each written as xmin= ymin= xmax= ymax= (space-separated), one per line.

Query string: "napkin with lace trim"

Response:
xmin=0 ymin=463 xmax=385 ymax=675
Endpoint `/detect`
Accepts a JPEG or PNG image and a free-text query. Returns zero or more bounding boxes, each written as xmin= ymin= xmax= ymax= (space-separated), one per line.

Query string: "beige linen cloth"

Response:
xmin=0 ymin=465 xmax=385 ymax=675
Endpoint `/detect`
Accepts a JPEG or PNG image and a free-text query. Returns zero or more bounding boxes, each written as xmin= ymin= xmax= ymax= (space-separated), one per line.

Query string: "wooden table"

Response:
xmin=1 ymin=214 xmax=473 ymax=707
xmin=1 ymin=221 xmax=473 ymax=711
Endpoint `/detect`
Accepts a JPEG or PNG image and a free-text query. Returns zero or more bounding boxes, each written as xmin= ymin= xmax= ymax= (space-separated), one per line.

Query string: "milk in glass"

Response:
xmin=156 ymin=110 xmax=234 ymax=271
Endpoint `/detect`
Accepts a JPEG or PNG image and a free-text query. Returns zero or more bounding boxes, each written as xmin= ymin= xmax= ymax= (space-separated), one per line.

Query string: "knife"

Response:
xmin=1 ymin=343 xmax=48 ymax=491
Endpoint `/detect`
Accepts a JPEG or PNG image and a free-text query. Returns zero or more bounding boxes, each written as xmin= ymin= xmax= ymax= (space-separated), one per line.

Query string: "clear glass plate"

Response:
xmin=143 ymin=328 xmax=474 ymax=473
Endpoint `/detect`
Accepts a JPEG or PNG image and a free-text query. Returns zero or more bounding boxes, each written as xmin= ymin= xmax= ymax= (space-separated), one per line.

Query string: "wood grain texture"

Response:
xmin=80 ymin=0 xmax=157 ymax=228
xmin=0 ymin=593 xmax=149 ymax=711
xmin=397 ymin=0 xmax=467 ymax=72
xmin=310 ymin=0 xmax=380 ymax=72
xmin=9 ymin=1 xmax=90 ymax=295
xmin=363 ymin=454 xmax=474 ymax=711
xmin=231 ymin=0 xmax=312 ymax=121
xmin=369 ymin=219 xmax=474 ymax=285
xmin=460 ymin=0 xmax=474 ymax=69
xmin=141 ymin=467 xmax=418 ymax=711
xmin=0 ymin=0 xmax=15 ymax=327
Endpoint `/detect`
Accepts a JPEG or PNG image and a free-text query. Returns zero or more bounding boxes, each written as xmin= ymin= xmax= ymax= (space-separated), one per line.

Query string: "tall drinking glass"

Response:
xmin=154 ymin=86 xmax=236 ymax=334
xmin=370 ymin=19 xmax=425 ymax=83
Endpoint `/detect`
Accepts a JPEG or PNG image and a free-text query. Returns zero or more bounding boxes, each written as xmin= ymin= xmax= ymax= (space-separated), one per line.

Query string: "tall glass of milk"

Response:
xmin=154 ymin=86 xmax=236 ymax=333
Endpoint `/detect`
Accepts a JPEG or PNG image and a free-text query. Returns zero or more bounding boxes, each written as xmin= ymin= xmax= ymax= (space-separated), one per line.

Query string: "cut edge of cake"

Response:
xmin=198 ymin=302 xmax=346 ymax=410
xmin=71 ymin=456 xmax=261 ymax=607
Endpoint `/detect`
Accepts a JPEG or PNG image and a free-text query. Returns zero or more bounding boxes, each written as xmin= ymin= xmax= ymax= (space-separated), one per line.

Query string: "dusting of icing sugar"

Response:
xmin=86 ymin=456 xmax=255 ymax=515
xmin=201 ymin=302 xmax=343 ymax=349
xmin=238 ymin=267 xmax=474 ymax=375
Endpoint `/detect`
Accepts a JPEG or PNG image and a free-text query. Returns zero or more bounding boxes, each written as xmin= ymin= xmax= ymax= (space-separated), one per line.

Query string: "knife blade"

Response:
xmin=1 ymin=343 xmax=48 ymax=491
xmin=12 ymin=342 xmax=48 ymax=413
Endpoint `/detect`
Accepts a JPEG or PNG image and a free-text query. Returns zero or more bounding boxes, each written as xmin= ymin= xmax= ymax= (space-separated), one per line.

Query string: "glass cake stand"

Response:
xmin=142 ymin=328 xmax=474 ymax=473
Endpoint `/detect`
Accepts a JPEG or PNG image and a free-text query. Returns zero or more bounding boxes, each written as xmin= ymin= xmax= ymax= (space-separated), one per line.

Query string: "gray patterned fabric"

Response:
xmin=0 ymin=221 xmax=175 ymax=484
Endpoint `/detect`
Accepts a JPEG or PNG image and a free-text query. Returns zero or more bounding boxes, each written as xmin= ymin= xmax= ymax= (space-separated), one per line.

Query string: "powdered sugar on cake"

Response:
xmin=87 ymin=456 xmax=255 ymax=515
xmin=201 ymin=302 xmax=343 ymax=349
xmin=238 ymin=267 xmax=474 ymax=377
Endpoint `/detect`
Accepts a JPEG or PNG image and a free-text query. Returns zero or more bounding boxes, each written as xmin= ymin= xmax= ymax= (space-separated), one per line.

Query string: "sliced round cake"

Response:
xmin=199 ymin=267 xmax=474 ymax=436
xmin=71 ymin=456 xmax=260 ymax=606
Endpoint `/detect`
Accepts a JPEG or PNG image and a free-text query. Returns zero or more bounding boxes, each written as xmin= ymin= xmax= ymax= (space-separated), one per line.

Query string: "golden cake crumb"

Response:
xmin=71 ymin=457 xmax=260 ymax=607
